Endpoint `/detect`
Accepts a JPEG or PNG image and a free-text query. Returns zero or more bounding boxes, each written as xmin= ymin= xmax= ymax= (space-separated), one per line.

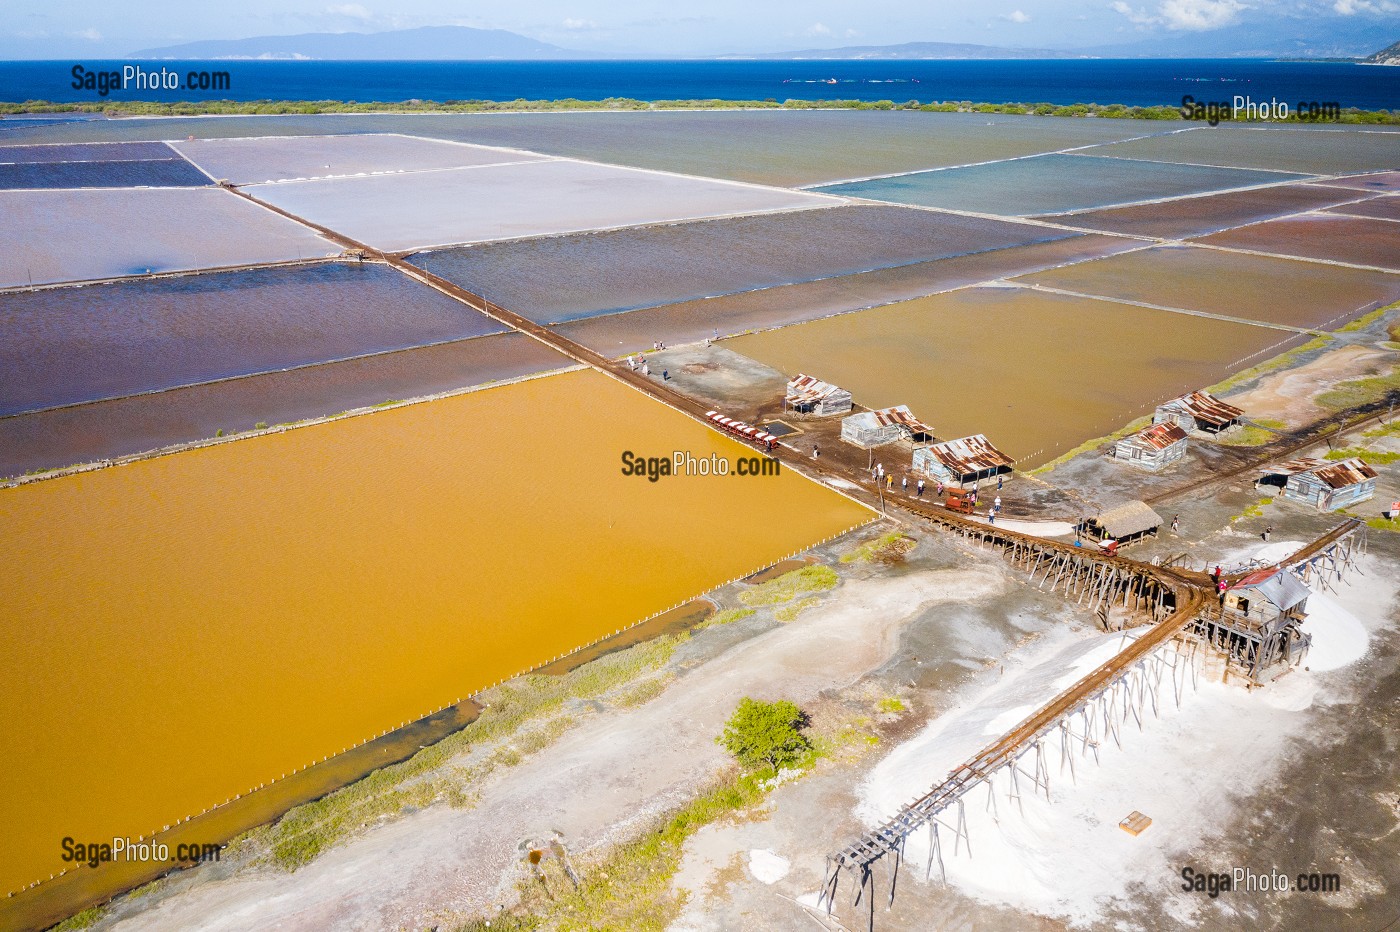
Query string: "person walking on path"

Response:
xmin=887 ymin=474 xmax=894 ymax=490
xmin=994 ymin=495 xmax=1002 ymax=512
xmin=812 ymin=444 xmax=819 ymax=459
xmin=1212 ymin=565 xmax=1223 ymax=585
xmin=917 ymin=478 xmax=925 ymax=498
xmin=1263 ymin=525 xmax=1273 ymax=542
xmin=902 ymin=475 xmax=909 ymax=494
xmin=997 ymin=474 xmax=1003 ymax=491
xmin=1172 ymin=514 xmax=1180 ymax=533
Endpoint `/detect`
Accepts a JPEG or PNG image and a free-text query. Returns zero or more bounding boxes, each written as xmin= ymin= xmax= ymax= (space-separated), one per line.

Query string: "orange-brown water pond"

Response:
xmin=727 ymin=287 xmax=1297 ymax=466
xmin=0 ymin=368 xmax=872 ymax=899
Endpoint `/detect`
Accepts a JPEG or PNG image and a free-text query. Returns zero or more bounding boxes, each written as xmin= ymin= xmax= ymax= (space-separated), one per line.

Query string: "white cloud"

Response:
xmin=562 ymin=17 xmax=599 ymax=30
xmin=1159 ymin=0 xmax=1247 ymax=29
xmin=1110 ymin=1 xmax=1159 ymax=24
xmin=74 ymin=27 xmax=102 ymax=41
xmin=804 ymin=22 xmax=833 ymax=37
xmin=1001 ymin=10 xmax=1033 ymax=22
xmin=1333 ymin=0 xmax=1398 ymax=12
xmin=325 ymin=3 xmax=373 ymax=19
xmin=1109 ymin=0 xmax=1247 ymax=28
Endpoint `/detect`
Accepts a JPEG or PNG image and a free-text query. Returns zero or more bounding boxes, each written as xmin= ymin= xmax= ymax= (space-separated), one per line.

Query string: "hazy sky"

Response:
xmin=3 ymin=0 xmax=1396 ymax=57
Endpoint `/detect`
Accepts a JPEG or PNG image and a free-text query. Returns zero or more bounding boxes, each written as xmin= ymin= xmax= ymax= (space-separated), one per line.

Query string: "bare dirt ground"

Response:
xmin=1228 ymin=341 xmax=1399 ymax=427
xmin=99 ymin=529 xmax=1019 ymax=932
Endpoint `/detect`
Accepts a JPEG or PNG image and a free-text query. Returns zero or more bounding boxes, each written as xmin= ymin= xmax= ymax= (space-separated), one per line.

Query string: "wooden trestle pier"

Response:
xmin=819 ymin=518 xmax=1366 ymax=931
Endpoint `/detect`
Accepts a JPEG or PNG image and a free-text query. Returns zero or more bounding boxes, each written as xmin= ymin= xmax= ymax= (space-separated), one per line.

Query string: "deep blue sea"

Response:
xmin=1 ymin=59 xmax=1397 ymax=110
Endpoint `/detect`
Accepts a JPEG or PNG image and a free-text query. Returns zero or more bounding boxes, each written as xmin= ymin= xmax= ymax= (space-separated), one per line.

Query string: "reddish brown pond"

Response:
xmin=1194 ymin=214 xmax=1400 ymax=271
xmin=1019 ymin=244 xmax=1400 ymax=330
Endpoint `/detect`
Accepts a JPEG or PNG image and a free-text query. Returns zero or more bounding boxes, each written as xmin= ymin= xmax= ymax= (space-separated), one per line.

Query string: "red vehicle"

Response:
xmin=943 ymin=489 xmax=975 ymax=514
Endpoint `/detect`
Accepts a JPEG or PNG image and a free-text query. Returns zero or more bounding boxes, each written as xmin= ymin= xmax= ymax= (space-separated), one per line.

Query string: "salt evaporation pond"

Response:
xmin=1195 ymin=213 xmax=1400 ymax=271
xmin=1089 ymin=126 xmax=1400 ymax=176
xmin=727 ymin=286 xmax=1294 ymax=465
xmin=0 ymin=262 xmax=506 ymax=415
xmin=247 ymin=157 xmax=836 ymax=252
xmin=1020 ymin=244 xmax=1400 ymax=330
xmin=410 ymin=204 xmax=1076 ymax=323
xmin=1045 ymin=182 xmax=1370 ymax=239
xmin=814 ymin=153 xmax=1301 ymax=216
xmin=0 ymin=187 xmax=335 ymax=287
xmin=558 ymin=235 xmax=1137 ymax=355
xmin=0 ymin=331 xmax=570 ymax=478
xmin=0 ymin=367 xmax=873 ymax=897
xmin=170 ymin=133 xmax=545 ymax=185
xmin=0 ymin=110 xmax=1170 ymax=187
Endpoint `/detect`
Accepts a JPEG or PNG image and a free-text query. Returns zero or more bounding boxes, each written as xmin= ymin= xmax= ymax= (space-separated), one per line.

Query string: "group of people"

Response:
xmin=625 ymin=353 xmax=668 ymax=381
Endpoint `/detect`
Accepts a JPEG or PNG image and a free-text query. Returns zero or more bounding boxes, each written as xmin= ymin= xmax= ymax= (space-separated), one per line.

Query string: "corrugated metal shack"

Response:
xmin=1112 ymin=421 xmax=1188 ymax=471
xmin=1082 ymin=500 xmax=1163 ymax=546
xmin=1195 ymin=567 xmax=1313 ymax=684
xmin=840 ymin=405 xmax=935 ymax=448
xmin=911 ymin=434 xmax=1013 ymax=488
xmin=1154 ymin=390 xmax=1244 ymax=435
xmin=784 ymin=373 xmax=853 ymax=417
xmin=1258 ymin=457 xmax=1378 ymax=511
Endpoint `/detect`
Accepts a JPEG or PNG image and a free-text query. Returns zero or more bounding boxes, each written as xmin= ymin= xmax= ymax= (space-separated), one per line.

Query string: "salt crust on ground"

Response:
xmin=748 ymin=849 xmax=791 ymax=885
xmin=848 ymin=537 xmax=1391 ymax=927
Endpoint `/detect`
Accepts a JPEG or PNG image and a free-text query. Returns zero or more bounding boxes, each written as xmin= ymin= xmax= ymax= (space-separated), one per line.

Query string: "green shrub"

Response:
xmin=717 ymin=698 xmax=811 ymax=772
xmin=739 ymin=565 xmax=837 ymax=607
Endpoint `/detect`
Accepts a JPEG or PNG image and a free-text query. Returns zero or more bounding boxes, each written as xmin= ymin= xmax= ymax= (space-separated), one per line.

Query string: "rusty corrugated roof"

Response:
xmin=1129 ymin=422 xmax=1188 ymax=451
xmin=922 ymin=434 xmax=1014 ymax=476
xmin=1311 ymin=457 xmax=1379 ymax=489
xmin=1263 ymin=457 xmax=1377 ymax=488
xmin=1262 ymin=457 xmax=1329 ymax=477
xmin=785 ymin=373 xmax=846 ymax=406
xmin=870 ymin=405 xmax=934 ymax=435
xmin=1162 ymin=390 xmax=1244 ymax=428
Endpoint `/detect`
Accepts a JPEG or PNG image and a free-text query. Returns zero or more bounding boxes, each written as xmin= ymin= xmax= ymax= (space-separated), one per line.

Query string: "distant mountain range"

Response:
xmin=132 ymin=26 xmax=570 ymax=60
xmin=131 ymin=24 xmax=1399 ymax=64
xmin=1364 ymin=40 xmax=1400 ymax=65
xmin=717 ymin=41 xmax=1067 ymax=61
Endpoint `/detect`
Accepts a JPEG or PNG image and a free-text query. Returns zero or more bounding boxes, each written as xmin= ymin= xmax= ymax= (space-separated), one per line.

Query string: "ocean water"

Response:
xmin=1 ymin=59 xmax=1397 ymax=110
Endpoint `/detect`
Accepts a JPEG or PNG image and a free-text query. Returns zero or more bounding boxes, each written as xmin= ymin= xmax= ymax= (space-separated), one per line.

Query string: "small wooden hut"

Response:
xmin=1153 ymin=390 xmax=1244 ymax=435
xmin=1082 ymin=501 xmax=1163 ymax=547
xmin=1258 ymin=457 xmax=1378 ymax=512
xmin=840 ymin=405 xmax=935 ymax=448
xmin=911 ymin=434 xmax=1014 ymax=488
xmin=784 ymin=374 xmax=852 ymax=417
xmin=1112 ymin=422 xmax=1188 ymax=471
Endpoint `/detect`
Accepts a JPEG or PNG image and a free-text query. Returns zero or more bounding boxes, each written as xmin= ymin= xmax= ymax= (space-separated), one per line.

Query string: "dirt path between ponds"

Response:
xmin=1227 ymin=341 xmax=1398 ymax=428
xmin=106 ymin=564 xmax=1006 ymax=932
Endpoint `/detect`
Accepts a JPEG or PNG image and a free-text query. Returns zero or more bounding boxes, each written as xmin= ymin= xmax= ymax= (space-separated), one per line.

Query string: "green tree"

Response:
xmin=717 ymin=698 xmax=811 ymax=773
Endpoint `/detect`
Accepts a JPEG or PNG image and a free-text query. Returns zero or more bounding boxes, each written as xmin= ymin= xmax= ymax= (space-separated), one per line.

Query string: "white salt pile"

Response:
xmin=748 ymin=849 xmax=790 ymax=884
